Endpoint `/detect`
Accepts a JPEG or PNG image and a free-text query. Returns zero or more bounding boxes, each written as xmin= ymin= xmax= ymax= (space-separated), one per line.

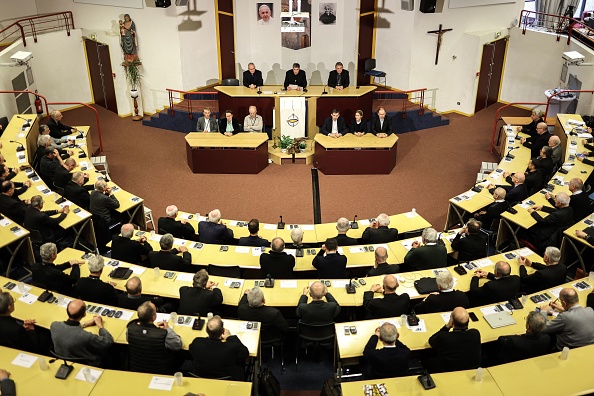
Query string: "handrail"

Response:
xmin=0 ymin=12 xmax=74 ymax=48
xmin=400 ymin=87 xmax=427 ymax=117
xmin=544 ymin=89 xmax=594 ymax=118
xmin=166 ymin=88 xmax=218 ymax=119
xmin=519 ymin=9 xmax=594 ymax=45
xmin=0 ymin=90 xmax=103 ymax=153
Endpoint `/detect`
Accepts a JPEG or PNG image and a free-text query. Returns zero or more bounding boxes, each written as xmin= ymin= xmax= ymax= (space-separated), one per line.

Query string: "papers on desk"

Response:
xmin=223 ymin=278 xmax=244 ymax=288
xmin=452 ymin=192 xmax=474 ymax=202
xmin=173 ymin=238 xmax=187 ymax=247
xmin=0 ymin=218 xmax=12 ymax=227
xmin=440 ymin=313 xmax=451 ymax=323
xmin=11 ymin=353 xmax=37 ymax=368
xmin=17 ymin=156 xmax=26 ymax=164
xmin=79 ymin=161 xmax=89 ymax=168
xmin=359 ymin=219 xmax=371 ymax=226
xmin=400 ymin=237 xmax=422 ymax=251
xmin=405 ymin=288 xmax=420 ymax=298
xmin=58 ymin=200 xmax=73 ymax=208
xmin=516 ymin=247 xmax=534 ymax=257
xmin=175 ymin=273 xmax=194 ymax=283
xmin=116 ymin=311 xmax=134 ymax=321
xmin=56 ymin=297 xmax=73 ymax=308
xmin=301 ymin=224 xmax=315 ymax=231
xmin=149 ymin=233 xmax=162 ymax=242
xmin=432 ymin=268 xmax=449 ymax=277
xmin=18 ymin=292 xmax=38 ymax=305
xmin=280 ymin=280 xmax=298 ymax=288
xmin=18 ymin=132 xmax=26 ymax=138
xmin=480 ymin=304 xmax=511 ymax=316
xmin=129 ymin=266 xmax=146 ymax=275
xmin=155 ymin=313 xmax=171 ymax=324
xmin=148 ymin=376 xmax=174 ymax=391
xmin=75 ymin=210 xmax=91 ymax=219
xmin=442 ymin=232 xmax=458 ymax=243
xmin=178 ymin=213 xmax=197 ymax=221
xmin=36 ymin=185 xmax=52 ymax=195
xmin=337 ymin=247 xmax=344 ymax=254
xmin=573 ymin=281 xmax=592 ymax=291
xmin=549 ymin=287 xmax=563 ymax=299
xmin=404 ymin=211 xmax=418 ymax=218
xmin=332 ymin=280 xmax=350 ymax=288
xmin=518 ymin=200 xmax=536 ymax=209
xmin=238 ymin=321 xmax=260 ymax=332
xmin=465 ymin=258 xmax=493 ymax=271
xmin=10 ymin=226 xmax=26 ymax=237
xmin=12 ymin=284 xmax=31 ymax=295
xmin=129 ymin=196 xmax=141 ymax=203
xmin=263 ymin=223 xmax=277 ymax=230
xmin=285 ymin=249 xmax=297 ymax=257
xmin=349 ymin=246 xmax=369 ymax=254
xmin=406 ymin=319 xmax=427 ymax=332
xmin=252 ymin=247 xmax=264 ymax=256
xmin=235 ymin=246 xmax=250 ymax=254
xmin=75 ymin=367 xmax=103 ymax=383
xmin=578 ymin=132 xmax=593 ymax=139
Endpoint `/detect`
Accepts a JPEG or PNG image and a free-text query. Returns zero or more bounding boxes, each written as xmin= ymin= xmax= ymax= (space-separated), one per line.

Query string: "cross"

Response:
xmin=427 ymin=24 xmax=453 ymax=65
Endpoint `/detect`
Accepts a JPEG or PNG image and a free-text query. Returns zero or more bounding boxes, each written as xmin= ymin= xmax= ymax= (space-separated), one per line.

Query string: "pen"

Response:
xmin=550 ymin=298 xmax=559 ymax=306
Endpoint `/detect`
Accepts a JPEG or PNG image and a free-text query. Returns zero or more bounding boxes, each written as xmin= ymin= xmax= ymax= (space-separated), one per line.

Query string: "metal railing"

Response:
xmin=519 ymin=9 xmax=594 ymax=45
xmin=166 ymin=88 xmax=218 ymax=119
xmin=0 ymin=12 xmax=74 ymax=48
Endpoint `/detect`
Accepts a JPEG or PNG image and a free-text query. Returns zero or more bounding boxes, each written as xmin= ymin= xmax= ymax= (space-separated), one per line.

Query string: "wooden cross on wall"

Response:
xmin=427 ymin=24 xmax=453 ymax=65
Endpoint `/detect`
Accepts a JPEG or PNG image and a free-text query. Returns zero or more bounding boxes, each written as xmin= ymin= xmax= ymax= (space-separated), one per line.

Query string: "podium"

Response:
xmin=279 ymin=97 xmax=306 ymax=138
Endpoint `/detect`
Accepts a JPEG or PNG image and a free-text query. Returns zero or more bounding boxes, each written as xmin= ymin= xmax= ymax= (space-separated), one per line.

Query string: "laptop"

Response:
xmin=484 ymin=311 xmax=516 ymax=329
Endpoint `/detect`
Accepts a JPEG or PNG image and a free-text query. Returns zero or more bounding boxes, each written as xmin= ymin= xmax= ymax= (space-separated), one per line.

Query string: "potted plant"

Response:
xmin=279 ymin=135 xmax=293 ymax=153
xmin=122 ymin=59 xmax=143 ymax=121
xmin=299 ymin=140 xmax=307 ymax=153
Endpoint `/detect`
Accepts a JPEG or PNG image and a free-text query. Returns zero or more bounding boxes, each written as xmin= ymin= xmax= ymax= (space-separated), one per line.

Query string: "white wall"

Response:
xmin=0 ymin=0 xmax=38 ymax=23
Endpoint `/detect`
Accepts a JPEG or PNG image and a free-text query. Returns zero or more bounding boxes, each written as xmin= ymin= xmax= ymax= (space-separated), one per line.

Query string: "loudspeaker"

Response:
xmin=419 ymin=0 xmax=436 ymax=13
xmin=175 ymin=0 xmax=188 ymax=5
xmin=401 ymin=0 xmax=414 ymax=11
xmin=155 ymin=0 xmax=171 ymax=7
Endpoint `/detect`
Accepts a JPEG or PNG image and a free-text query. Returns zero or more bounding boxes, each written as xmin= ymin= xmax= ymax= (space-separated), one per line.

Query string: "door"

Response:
xmin=474 ymin=37 xmax=507 ymax=113
xmin=217 ymin=0 xmax=236 ymax=80
xmin=356 ymin=0 xmax=376 ymax=87
xmin=84 ymin=39 xmax=118 ymax=114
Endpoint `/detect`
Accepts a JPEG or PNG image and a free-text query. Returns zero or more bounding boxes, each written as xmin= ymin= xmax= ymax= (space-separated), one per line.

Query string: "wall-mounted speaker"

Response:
xmin=401 ymin=0 xmax=414 ymax=11
xmin=419 ymin=0 xmax=436 ymax=13
xmin=155 ymin=0 xmax=171 ymax=8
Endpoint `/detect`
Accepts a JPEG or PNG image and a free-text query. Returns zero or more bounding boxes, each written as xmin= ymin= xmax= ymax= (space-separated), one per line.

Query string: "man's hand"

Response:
xmin=52 ymin=149 xmax=60 ymax=157
xmin=370 ymin=220 xmax=379 ymax=229
xmin=181 ymin=219 xmax=188 ymax=224
xmin=108 ymin=281 xmax=117 ymax=287
xmin=105 ymin=186 xmax=112 ymax=195
xmin=0 ymin=369 xmax=10 ymax=381
xmin=578 ymin=156 xmax=584 ymax=162
xmin=518 ymin=256 xmax=531 ymax=267
xmin=532 ymin=205 xmax=543 ymax=211
xmin=321 ymin=244 xmax=327 ymax=252
xmin=93 ymin=315 xmax=104 ymax=328
xmin=157 ymin=320 xmax=169 ymax=329
xmin=576 ymin=229 xmax=588 ymax=239
xmin=370 ymin=284 xmax=382 ymax=293
xmin=244 ymin=288 xmax=250 ymax=295
xmin=178 ymin=246 xmax=189 ymax=253
xmin=474 ymin=269 xmax=488 ymax=278
xmin=377 ymin=133 xmax=387 ymax=138
xmin=69 ymin=259 xmax=83 ymax=266
xmin=354 ymin=132 xmax=365 ymax=137
xmin=249 ymin=84 xmax=256 ymax=89
xmin=139 ymin=236 xmax=147 ymax=243
xmin=374 ymin=326 xmax=381 ymax=337
xmin=67 ymin=149 xmax=74 ymax=156
xmin=446 ymin=316 xmax=454 ymax=329
xmin=503 ymin=171 xmax=510 ymax=178
xmin=67 ymin=139 xmax=74 ymax=145
xmin=411 ymin=241 xmax=420 ymax=249
xmin=516 ymin=126 xmax=522 ymax=132
xmin=221 ymin=328 xmax=231 ymax=340
xmin=527 ymin=208 xmax=535 ymax=214
xmin=61 ymin=205 xmax=70 ymax=214
xmin=23 ymin=319 xmax=36 ymax=331
xmin=459 ymin=226 xmax=467 ymax=235
xmin=224 ymin=132 xmax=233 ymax=137
xmin=23 ymin=180 xmax=32 ymax=187
xmin=550 ymin=300 xmax=564 ymax=312
xmin=545 ymin=192 xmax=554 ymax=200
xmin=302 ymin=286 xmax=310 ymax=296
xmin=487 ymin=183 xmax=495 ymax=190
xmin=477 ymin=210 xmax=487 ymax=216
xmin=520 ymin=137 xmax=526 ymax=144
xmin=206 ymin=280 xmax=217 ymax=290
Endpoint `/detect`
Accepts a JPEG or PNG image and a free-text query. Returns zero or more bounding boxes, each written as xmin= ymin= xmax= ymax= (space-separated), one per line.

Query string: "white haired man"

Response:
xmin=361 ymin=213 xmax=398 ymax=244
xmin=198 ymin=209 xmax=234 ymax=244
xmin=528 ymin=192 xmax=574 ymax=252
xmin=157 ymin=205 xmax=197 ymax=241
xmin=401 ymin=227 xmax=447 ymax=272
xmin=76 ymin=255 xmax=119 ymax=306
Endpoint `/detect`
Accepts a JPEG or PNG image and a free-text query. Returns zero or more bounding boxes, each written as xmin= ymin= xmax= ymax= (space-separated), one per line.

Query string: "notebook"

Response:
xmin=484 ymin=311 xmax=516 ymax=329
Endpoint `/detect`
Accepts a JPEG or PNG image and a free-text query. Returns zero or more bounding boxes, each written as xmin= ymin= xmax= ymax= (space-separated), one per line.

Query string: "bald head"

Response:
xmin=383 ymin=275 xmax=398 ymax=294
xmin=451 ymin=307 xmax=469 ymax=329
xmin=206 ymin=315 xmax=224 ymax=339
xmin=555 ymin=192 xmax=570 ymax=207
xmin=493 ymin=187 xmax=506 ymax=200
xmin=208 ymin=209 xmax=221 ymax=223
xmin=271 ymin=237 xmax=285 ymax=252
xmin=560 ymin=288 xmax=579 ymax=307
xmin=310 ymin=281 xmax=326 ymax=299
xmin=121 ymin=223 xmax=134 ymax=238
xmin=548 ymin=136 xmax=560 ymax=147
xmin=536 ymin=122 xmax=548 ymax=134
xmin=336 ymin=217 xmax=350 ymax=233
xmin=494 ymin=261 xmax=511 ymax=277
xmin=375 ymin=246 xmax=388 ymax=264
xmin=137 ymin=301 xmax=157 ymax=324
xmin=513 ymin=173 xmax=525 ymax=184
xmin=67 ymin=299 xmax=86 ymax=321
xmin=125 ymin=276 xmax=142 ymax=295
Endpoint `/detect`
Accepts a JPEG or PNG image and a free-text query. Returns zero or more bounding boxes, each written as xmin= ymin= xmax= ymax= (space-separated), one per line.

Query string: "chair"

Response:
xmin=53 ymin=182 xmax=65 ymax=197
xmin=49 ymin=348 xmax=90 ymax=365
xmin=222 ymin=78 xmax=240 ymax=86
xmin=480 ymin=219 xmax=500 ymax=255
xmin=144 ymin=206 xmax=155 ymax=231
xmin=295 ymin=321 xmax=335 ymax=371
xmin=31 ymin=146 xmax=44 ymax=172
xmin=364 ymin=59 xmax=386 ymax=86
xmin=260 ymin=326 xmax=285 ymax=372
xmin=207 ymin=264 xmax=241 ymax=279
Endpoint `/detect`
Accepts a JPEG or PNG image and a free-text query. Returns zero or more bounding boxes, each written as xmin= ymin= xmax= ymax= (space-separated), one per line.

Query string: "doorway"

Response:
xmin=475 ymin=37 xmax=507 ymax=113
xmin=84 ymin=39 xmax=118 ymax=114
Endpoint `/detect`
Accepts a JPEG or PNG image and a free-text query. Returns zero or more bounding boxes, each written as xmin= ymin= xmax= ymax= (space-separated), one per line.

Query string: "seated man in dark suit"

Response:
xmin=414 ymin=272 xmax=469 ymax=314
xmin=363 ymin=275 xmax=409 ymax=319
xmin=148 ymin=233 xmax=193 ymax=272
xmin=319 ymin=108 xmax=348 ymax=137
xmin=238 ymin=219 xmax=270 ymax=247
xmin=327 ymin=62 xmax=350 ymax=90
xmin=401 ymin=228 xmax=447 ymax=272
xmin=520 ymin=122 xmax=550 ymax=158
xmin=366 ymin=247 xmax=399 ymax=276
xmin=111 ymin=223 xmax=153 ymax=265
xmin=198 ymin=209 xmax=234 ymax=244
xmin=23 ymin=195 xmax=70 ymax=246
xmin=528 ymin=192 xmax=574 ymax=252
xmin=259 ymin=237 xmax=295 ymax=279
xmin=283 ymin=63 xmax=307 ymax=91
xmin=426 ymin=307 xmax=481 ymax=373
xmin=237 ymin=287 xmax=289 ymax=335
xmin=189 ymin=315 xmax=249 ymax=381
xmin=333 ymin=217 xmax=359 ymax=246
xmin=0 ymin=369 xmax=15 ymax=396
xmin=179 ymin=270 xmax=223 ymax=316
xmin=495 ymin=311 xmax=549 ymax=364
xmin=31 ymin=242 xmax=84 ymax=296
xmin=487 ymin=172 xmax=529 ymax=205
xmin=242 ymin=62 xmax=264 ymax=89
xmin=469 ymin=261 xmax=521 ymax=307
xmin=312 ymin=238 xmax=347 ymax=279
xmin=548 ymin=178 xmax=592 ymax=222
xmin=117 ymin=276 xmax=166 ymax=312
xmin=38 ymin=147 xmax=65 ymax=185
xmin=53 ymin=158 xmax=77 ymax=189
xmin=0 ymin=181 xmax=29 ymax=225
xmin=64 ymin=172 xmax=92 ymax=210
xmin=533 ymin=146 xmax=554 ymax=181
xmin=361 ymin=213 xmax=398 ymax=244
xmin=370 ymin=107 xmax=392 ymax=137
xmin=157 ymin=205 xmax=196 ymax=241
xmin=0 ymin=165 xmax=31 ymax=196
xmin=296 ymin=281 xmax=341 ymax=324
xmin=474 ymin=187 xmax=510 ymax=230
xmin=76 ymin=255 xmax=119 ymax=306
xmin=0 ymin=292 xmax=41 ymax=353
xmin=363 ymin=322 xmax=410 ymax=379
xmin=89 ymin=180 xmax=120 ymax=227
xmin=450 ymin=219 xmax=487 ymax=263
xmin=521 ymin=159 xmax=544 ymax=195
xmin=519 ymin=247 xmax=566 ymax=295
xmin=47 ymin=110 xmax=77 ymax=139
xmin=515 ymin=109 xmax=544 ymax=137
xmin=219 ymin=110 xmax=241 ymax=136
xmin=286 ymin=228 xmax=310 ymax=249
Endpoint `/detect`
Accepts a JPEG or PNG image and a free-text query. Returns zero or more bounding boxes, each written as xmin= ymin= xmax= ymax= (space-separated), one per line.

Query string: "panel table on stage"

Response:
xmin=314 ymin=133 xmax=399 ymax=175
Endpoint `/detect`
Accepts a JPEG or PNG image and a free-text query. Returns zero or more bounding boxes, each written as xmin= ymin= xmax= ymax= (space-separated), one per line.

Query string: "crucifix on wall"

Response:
xmin=427 ymin=24 xmax=452 ymax=65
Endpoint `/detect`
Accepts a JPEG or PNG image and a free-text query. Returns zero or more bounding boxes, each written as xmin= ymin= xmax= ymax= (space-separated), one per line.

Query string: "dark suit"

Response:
xmin=195 ymin=116 xmax=219 ymax=132
xmin=469 ymin=274 xmax=521 ymax=306
xmin=148 ymin=249 xmax=193 ymax=273
xmin=189 ymin=335 xmax=249 ymax=381
xmin=38 ymin=156 xmax=61 ymax=185
xmin=520 ymin=117 xmax=544 ymax=137
xmin=24 ymin=206 xmax=67 ymax=243
xmin=198 ymin=221 xmax=234 ymax=244
xmin=47 ymin=117 xmax=73 ymax=139
xmin=533 ymin=156 xmax=553 ymax=179
xmin=111 ymin=235 xmax=153 ymax=264
xmin=158 ymin=217 xmax=196 ymax=241
xmin=401 ymin=244 xmax=448 ymax=272
xmin=523 ymin=131 xmax=551 ymax=158
xmin=117 ymin=294 xmax=164 ymax=312
xmin=496 ymin=332 xmax=550 ymax=363
xmin=327 ymin=69 xmax=350 ymax=88
xmin=242 ymin=69 xmax=264 ymax=87
xmin=89 ymin=190 xmax=120 ymax=225
xmin=178 ymin=286 xmax=223 ymax=316
xmin=320 ymin=116 xmax=348 ymax=135
xmin=53 ymin=165 xmax=72 ymax=188
xmin=361 ymin=226 xmax=398 ymax=244
xmin=524 ymin=169 xmax=544 ymax=194
xmin=219 ymin=117 xmax=241 ymax=134
xmin=238 ymin=235 xmax=270 ymax=247
xmin=413 ymin=291 xmax=470 ymax=314
xmin=0 ymin=194 xmax=28 ymax=225
xmin=549 ymin=193 xmax=592 ymax=223
xmin=450 ymin=233 xmax=487 ymax=262
xmin=427 ymin=326 xmax=482 ymax=373
xmin=363 ymin=291 xmax=409 ymax=319
xmin=64 ymin=181 xmax=91 ymax=210
xmin=0 ymin=315 xmax=40 ymax=352
xmin=259 ymin=251 xmax=295 ymax=278
xmin=475 ymin=201 xmax=510 ymax=229
xmin=491 ymin=183 xmax=528 ymax=204
xmin=367 ymin=263 xmax=400 ymax=276
xmin=0 ymin=378 xmax=16 ymax=396
xmin=31 ymin=261 xmax=79 ymax=296
xmin=283 ymin=69 xmax=307 ymax=89
xmin=370 ymin=116 xmax=393 ymax=135
xmin=363 ymin=336 xmax=410 ymax=379
xmin=519 ymin=262 xmax=567 ymax=295
xmin=312 ymin=251 xmax=347 ymax=279
xmin=349 ymin=120 xmax=368 ymax=133
xmin=76 ymin=275 xmax=119 ymax=306
xmin=529 ymin=206 xmax=574 ymax=250
xmin=237 ymin=294 xmax=289 ymax=333
xmin=334 ymin=233 xmax=359 ymax=247
xmin=296 ymin=293 xmax=341 ymax=324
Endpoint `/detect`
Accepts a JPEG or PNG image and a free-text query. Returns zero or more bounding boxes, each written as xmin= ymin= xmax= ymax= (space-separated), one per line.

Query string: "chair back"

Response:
xmin=53 ymin=183 xmax=65 ymax=196
xmin=222 ymin=78 xmax=240 ymax=86
xmin=364 ymin=59 xmax=376 ymax=72
xmin=297 ymin=321 xmax=335 ymax=342
xmin=50 ymin=348 xmax=89 ymax=365
xmin=261 ymin=325 xmax=283 ymax=346
xmin=207 ymin=264 xmax=241 ymax=278
xmin=29 ymin=229 xmax=44 ymax=245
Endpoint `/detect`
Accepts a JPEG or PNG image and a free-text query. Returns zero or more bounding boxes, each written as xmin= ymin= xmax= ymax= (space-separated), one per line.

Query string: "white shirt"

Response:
xmin=204 ymin=118 xmax=210 ymax=132
xmin=332 ymin=120 xmax=338 ymax=133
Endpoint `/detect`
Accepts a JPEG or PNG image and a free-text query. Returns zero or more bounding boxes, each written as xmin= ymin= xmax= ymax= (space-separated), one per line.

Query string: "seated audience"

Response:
xmin=286 ymin=227 xmax=310 ymax=249
xmin=179 ymin=270 xmax=223 ymax=316
xmin=488 ymin=172 xmax=528 ymax=205
xmin=32 ymin=242 xmax=83 ymax=296
xmin=350 ymin=109 xmax=368 ymax=135
xmin=521 ymin=122 xmax=550 ymax=158
xmin=0 ymin=165 xmax=31 ymax=196
xmin=0 ymin=292 xmax=40 ymax=353
xmin=474 ymin=187 xmax=510 ymax=229
xmin=38 ymin=147 xmax=65 ymax=185
xmin=117 ymin=276 xmax=166 ymax=312
xmin=516 ymin=109 xmax=545 ymax=137
xmin=522 ymin=159 xmax=544 ymax=195
xmin=237 ymin=287 xmax=289 ymax=335
xmin=366 ymin=246 xmax=399 ymax=276
xmin=363 ymin=322 xmax=410 ymax=379
xmin=64 ymin=171 xmax=92 ymax=210
xmin=528 ymin=192 xmax=574 ymax=252
xmin=469 ymin=261 xmax=521 ymax=306
xmin=259 ymin=237 xmax=295 ymax=279
xmin=519 ymin=247 xmax=566 ymax=294
xmin=219 ymin=110 xmax=241 ymax=136
xmin=401 ymin=228 xmax=447 ymax=272
xmin=76 ymin=255 xmax=119 ymax=306
xmin=320 ymin=108 xmax=348 ymax=137
xmin=157 ymin=205 xmax=196 ymax=241
xmin=548 ymin=178 xmax=592 ymax=222
xmin=548 ymin=135 xmax=562 ymax=165
xmin=148 ymin=233 xmax=192 ymax=272
xmin=39 ymin=123 xmax=73 ymax=149
xmin=333 ymin=217 xmax=359 ymax=246
xmin=363 ymin=275 xmax=409 ymax=319
xmin=198 ymin=209 xmax=234 ymax=244
xmin=111 ymin=223 xmax=153 ymax=264
xmin=243 ymin=106 xmax=263 ymax=132
xmin=0 ymin=181 xmax=29 ymax=225
xmin=361 ymin=213 xmax=398 ymax=244
xmin=414 ymin=272 xmax=469 ymax=314
xmin=53 ymin=158 xmax=77 ymax=189
xmin=312 ymin=238 xmax=347 ymax=279
xmin=47 ymin=110 xmax=77 ymax=138
xmin=189 ymin=315 xmax=249 ymax=381
xmin=450 ymin=219 xmax=487 ymax=262
xmin=533 ymin=146 xmax=554 ymax=179
xmin=495 ymin=311 xmax=550 ymax=364
xmin=90 ymin=180 xmax=120 ymax=227
xmin=238 ymin=219 xmax=270 ymax=247
xmin=296 ymin=281 xmax=341 ymax=324
xmin=24 ymin=194 xmax=70 ymax=243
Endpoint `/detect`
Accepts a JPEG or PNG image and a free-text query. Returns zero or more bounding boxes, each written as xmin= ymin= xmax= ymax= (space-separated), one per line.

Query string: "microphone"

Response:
xmin=345 ymin=278 xmax=356 ymax=294
xmin=454 ymin=261 xmax=468 ymax=275
xmin=506 ymin=146 xmax=520 ymax=159
xmin=10 ymin=140 xmax=25 ymax=152
xmin=471 ymin=179 xmax=486 ymax=193
xmin=321 ymin=85 xmax=328 ymax=95
xmin=277 ymin=215 xmax=285 ymax=229
xmin=16 ymin=115 xmax=31 ymax=127
xmin=256 ymin=85 xmax=262 ymax=95
xmin=350 ymin=215 xmax=359 ymax=229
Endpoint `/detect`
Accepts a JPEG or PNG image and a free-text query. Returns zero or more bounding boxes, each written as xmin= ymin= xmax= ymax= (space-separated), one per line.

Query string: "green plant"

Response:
xmin=122 ymin=59 xmax=142 ymax=89
xmin=279 ymin=135 xmax=293 ymax=149
xmin=299 ymin=140 xmax=307 ymax=149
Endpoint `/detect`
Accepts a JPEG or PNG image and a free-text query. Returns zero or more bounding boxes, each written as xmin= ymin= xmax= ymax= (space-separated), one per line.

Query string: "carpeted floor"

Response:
xmin=53 ymin=102 xmax=530 ymax=231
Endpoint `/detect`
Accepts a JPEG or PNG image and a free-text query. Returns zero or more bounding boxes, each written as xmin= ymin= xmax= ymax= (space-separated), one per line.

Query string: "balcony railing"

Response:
xmin=0 ymin=12 xmax=74 ymax=48
xmin=519 ymin=9 xmax=594 ymax=45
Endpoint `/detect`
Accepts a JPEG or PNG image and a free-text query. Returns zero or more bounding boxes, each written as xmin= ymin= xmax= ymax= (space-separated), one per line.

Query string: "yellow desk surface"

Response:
xmin=557 ymin=114 xmax=584 ymax=133
xmin=341 ymin=369 xmax=502 ymax=396
xmin=314 ymin=133 xmax=398 ymax=149
xmin=487 ymin=344 xmax=594 ymax=396
xmin=215 ymin=85 xmax=375 ymax=98
xmin=0 ymin=346 xmax=98 ymax=396
xmin=90 ymin=369 xmax=251 ymax=396
xmin=501 ymin=115 xmax=557 ymax=126
xmin=0 ymin=114 xmax=38 ymax=165
xmin=185 ymin=132 xmax=268 ymax=148
xmin=563 ymin=215 xmax=594 ymax=250
xmin=0 ymin=215 xmax=30 ymax=249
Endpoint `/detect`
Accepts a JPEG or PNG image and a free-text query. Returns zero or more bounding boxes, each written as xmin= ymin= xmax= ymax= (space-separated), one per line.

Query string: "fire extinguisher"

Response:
xmin=34 ymin=91 xmax=43 ymax=114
